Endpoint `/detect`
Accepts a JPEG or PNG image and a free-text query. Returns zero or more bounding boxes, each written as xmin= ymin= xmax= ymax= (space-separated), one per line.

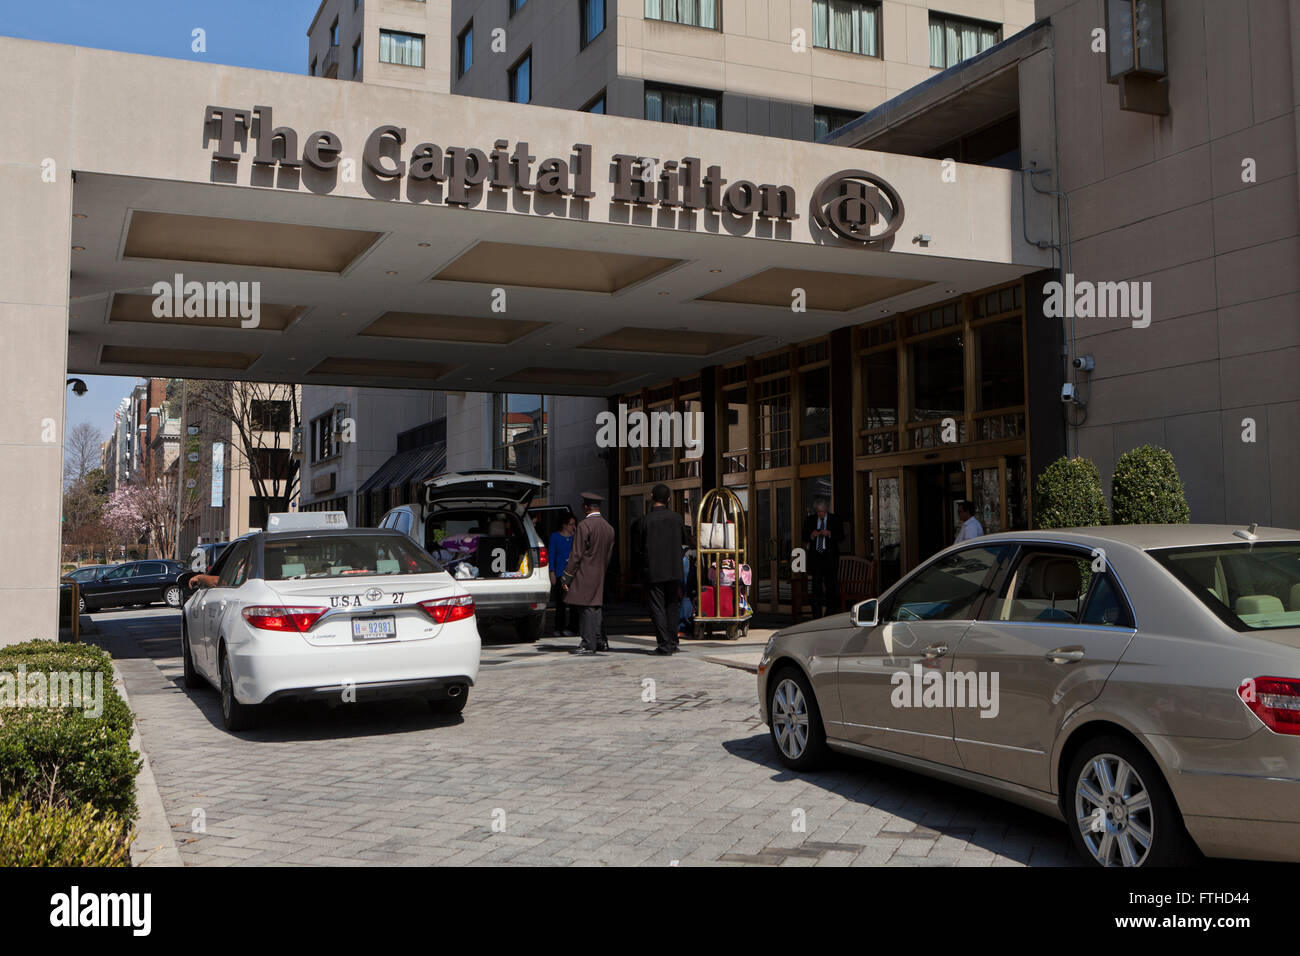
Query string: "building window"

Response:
xmin=352 ymin=38 xmax=361 ymax=76
xmin=645 ymin=0 xmax=718 ymax=30
xmin=309 ymin=57 xmax=317 ymax=76
xmin=929 ymin=13 xmax=1000 ymax=69
xmin=509 ymin=51 xmax=532 ymax=104
xmin=582 ymin=0 xmax=606 ymax=46
xmin=645 ymin=85 xmax=719 ymax=128
xmin=493 ymin=394 xmax=548 ymax=479
xmin=310 ymin=409 xmax=345 ymax=464
xmin=330 ymin=18 xmax=339 ymax=46
xmin=380 ymin=30 xmax=425 ymax=67
xmin=813 ymin=106 xmax=860 ymax=140
xmin=511 ymin=0 xmax=528 ymax=13
xmin=812 ymin=0 xmax=880 ymax=56
xmin=582 ymin=91 xmax=606 ymax=113
xmin=458 ymin=23 xmax=473 ymax=76
xmin=250 ymin=400 xmax=291 ymax=432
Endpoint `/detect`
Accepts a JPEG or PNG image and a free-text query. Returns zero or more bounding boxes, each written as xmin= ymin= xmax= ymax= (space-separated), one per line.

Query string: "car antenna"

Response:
xmin=1232 ymin=522 xmax=1259 ymax=544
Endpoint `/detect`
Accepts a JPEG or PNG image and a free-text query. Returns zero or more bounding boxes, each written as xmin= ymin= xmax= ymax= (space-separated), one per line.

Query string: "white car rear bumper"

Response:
xmin=228 ymin=620 xmax=481 ymax=705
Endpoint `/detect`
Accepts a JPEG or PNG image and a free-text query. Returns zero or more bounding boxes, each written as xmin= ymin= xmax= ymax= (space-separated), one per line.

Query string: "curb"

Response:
xmin=109 ymin=660 xmax=184 ymax=867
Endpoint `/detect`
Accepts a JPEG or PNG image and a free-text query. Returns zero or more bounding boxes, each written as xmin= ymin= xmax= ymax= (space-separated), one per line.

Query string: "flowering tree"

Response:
xmin=103 ymin=476 xmax=201 ymax=560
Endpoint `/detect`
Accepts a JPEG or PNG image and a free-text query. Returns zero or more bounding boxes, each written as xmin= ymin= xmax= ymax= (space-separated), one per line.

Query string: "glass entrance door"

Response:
xmin=872 ymin=470 xmax=903 ymax=593
xmin=754 ymin=480 xmax=793 ymax=612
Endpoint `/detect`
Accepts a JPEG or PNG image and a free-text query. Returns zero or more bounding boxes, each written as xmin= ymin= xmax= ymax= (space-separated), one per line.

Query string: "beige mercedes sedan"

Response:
xmin=757 ymin=524 xmax=1300 ymax=866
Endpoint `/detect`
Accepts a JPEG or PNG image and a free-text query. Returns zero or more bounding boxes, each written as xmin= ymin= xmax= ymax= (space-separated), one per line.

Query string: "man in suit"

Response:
xmin=637 ymin=483 xmax=691 ymax=655
xmin=803 ymin=496 xmax=844 ymax=618
xmin=561 ymin=491 xmax=616 ymax=655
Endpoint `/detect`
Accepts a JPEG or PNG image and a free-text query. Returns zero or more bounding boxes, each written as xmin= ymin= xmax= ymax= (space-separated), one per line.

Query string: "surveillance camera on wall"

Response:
xmin=1072 ymin=354 xmax=1096 ymax=372
xmin=1061 ymin=382 xmax=1076 ymax=403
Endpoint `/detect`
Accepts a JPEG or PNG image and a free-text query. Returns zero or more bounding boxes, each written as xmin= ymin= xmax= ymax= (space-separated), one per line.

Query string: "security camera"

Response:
xmin=1072 ymin=354 xmax=1095 ymax=372
xmin=1061 ymin=382 xmax=1076 ymax=403
xmin=66 ymin=378 xmax=88 ymax=396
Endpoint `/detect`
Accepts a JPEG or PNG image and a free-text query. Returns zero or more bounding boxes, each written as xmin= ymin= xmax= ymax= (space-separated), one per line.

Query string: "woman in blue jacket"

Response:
xmin=548 ymin=514 xmax=578 ymax=636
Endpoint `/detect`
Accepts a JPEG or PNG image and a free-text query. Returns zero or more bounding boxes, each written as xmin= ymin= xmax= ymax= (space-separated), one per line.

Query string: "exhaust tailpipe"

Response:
xmin=446 ymin=684 xmax=463 ymax=698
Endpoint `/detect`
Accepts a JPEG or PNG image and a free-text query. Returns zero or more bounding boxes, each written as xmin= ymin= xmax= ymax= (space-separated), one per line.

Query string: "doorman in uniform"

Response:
xmin=638 ymin=483 xmax=691 ymax=655
xmin=802 ymin=496 xmax=844 ymax=618
xmin=561 ymin=491 xmax=616 ymax=655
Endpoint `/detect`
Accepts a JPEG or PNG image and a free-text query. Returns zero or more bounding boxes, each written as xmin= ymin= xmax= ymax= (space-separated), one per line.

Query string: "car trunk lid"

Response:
xmin=261 ymin=575 xmax=462 ymax=647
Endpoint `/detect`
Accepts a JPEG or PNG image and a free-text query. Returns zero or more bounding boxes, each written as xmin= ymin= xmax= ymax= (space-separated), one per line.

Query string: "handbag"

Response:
xmin=698 ymin=498 xmax=736 ymax=550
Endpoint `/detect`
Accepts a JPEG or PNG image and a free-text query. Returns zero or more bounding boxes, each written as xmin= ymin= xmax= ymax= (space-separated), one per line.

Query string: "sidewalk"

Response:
xmin=598 ymin=600 xmax=780 ymax=673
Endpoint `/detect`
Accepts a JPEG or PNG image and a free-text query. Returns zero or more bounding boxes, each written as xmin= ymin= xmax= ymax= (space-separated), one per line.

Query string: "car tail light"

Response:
xmin=419 ymin=594 xmax=475 ymax=623
xmin=242 ymin=606 xmax=327 ymax=632
xmin=1239 ymin=677 xmax=1300 ymax=735
xmin=537 ymin=547 xmax=549 ymax=568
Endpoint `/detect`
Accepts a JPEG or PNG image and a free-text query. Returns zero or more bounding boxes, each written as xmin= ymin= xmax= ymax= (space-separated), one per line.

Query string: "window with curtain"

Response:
xmin=379 ymin=30 xmax=424 ymax=67
xmin=644 ymin=0 xmax=718 ymax=30
xmin=645 ymin=85 xmax=719 ymax=128
xmin=582 ymin=0 xmax=606 ymax=45
xmin=812 ymin=0 xmax=880 ymax=56
xmin=929 ymin=14 xmax=1000 ymax=69
xmin=510 ymin=52 xmax=532 ymax=104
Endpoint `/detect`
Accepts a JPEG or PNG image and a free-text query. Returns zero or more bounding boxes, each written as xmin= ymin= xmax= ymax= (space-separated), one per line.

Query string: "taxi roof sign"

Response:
xmin=266 ymin=512 xmax=348 ymax=531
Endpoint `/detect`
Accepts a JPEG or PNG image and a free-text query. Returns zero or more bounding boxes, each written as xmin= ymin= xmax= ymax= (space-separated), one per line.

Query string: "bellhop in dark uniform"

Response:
xmin=561 ymin=492 xmax=615 ymax=654
xmin=637 ymin=483 xmax=691 ymax=654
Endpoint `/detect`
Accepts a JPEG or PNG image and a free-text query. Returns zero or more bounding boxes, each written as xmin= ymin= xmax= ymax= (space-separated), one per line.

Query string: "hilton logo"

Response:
xmin=811 ymin=169 xmax=905 ymax=245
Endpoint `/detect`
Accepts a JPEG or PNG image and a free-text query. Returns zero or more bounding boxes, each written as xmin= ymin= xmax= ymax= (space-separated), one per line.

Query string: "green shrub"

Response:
xmin=0 ymin=640 xmax=138 ymax=819
xmin=0 ymin=795 xmax=131 ymax=866
xmin=0 ymin=641 xmax=131 ymax=737
xmin=1033 ymin=456 xmax=1109 ymax=529
xmin=1111 ymin=444 xmax=1191 ymax=525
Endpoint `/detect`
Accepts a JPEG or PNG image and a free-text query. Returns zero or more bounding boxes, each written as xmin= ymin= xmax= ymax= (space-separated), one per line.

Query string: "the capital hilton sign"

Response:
xmin=203 ymin=105 xmax=902 ymax=242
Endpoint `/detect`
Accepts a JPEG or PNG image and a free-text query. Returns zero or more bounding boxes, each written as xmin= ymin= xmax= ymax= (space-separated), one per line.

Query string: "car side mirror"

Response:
xmin=851 ymin=598 xmax=879 ymax=628
xmin=177 ymin=571 xmax=204 ymax=592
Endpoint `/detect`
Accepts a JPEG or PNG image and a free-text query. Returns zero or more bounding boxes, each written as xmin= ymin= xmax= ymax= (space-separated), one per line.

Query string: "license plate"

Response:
xmin=352 ymin=616 xmax=396 ymax=640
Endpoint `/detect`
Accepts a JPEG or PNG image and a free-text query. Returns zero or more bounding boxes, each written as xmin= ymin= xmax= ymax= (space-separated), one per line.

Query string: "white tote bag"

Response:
xmin=699 ymin=499 xmax=736 ymax=550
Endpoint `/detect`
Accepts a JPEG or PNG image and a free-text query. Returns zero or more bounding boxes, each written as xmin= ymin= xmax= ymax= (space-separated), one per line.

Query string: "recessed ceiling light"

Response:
xmin=71 ymin=245 xmax=85 ymax=252
xmin=385 ymin=270 xmax=398 ymax=275
xmin=417 ymin=242 xmax=431 ymax=247
xmin=658 ymin=291 xmax=670 ymax=296
xmin=709 ymin=268 xmax=722 ymax=273
xmin=945 ymin=288 xmax=955 ymax=293
xmin=577 ymin=327 xmax=586 ymax=332
xmin=73 ymin=213 xmax=87 ymax=220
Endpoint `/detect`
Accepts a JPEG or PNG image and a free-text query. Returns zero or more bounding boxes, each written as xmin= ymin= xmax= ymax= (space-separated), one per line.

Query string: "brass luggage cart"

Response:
xmin=693 ymin=486 xmax=752 ymax=640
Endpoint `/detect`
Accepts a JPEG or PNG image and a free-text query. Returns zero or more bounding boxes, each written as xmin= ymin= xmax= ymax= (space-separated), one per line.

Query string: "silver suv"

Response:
xmin=379 ymin=471 xmax=551 ymax=641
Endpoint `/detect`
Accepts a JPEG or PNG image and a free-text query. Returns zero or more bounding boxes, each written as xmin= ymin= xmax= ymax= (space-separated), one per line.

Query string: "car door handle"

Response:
xmin=922 ymin=643 xmax=949 ymax=659
xmin=1047 ymin=646 xmax=1085 ymax=664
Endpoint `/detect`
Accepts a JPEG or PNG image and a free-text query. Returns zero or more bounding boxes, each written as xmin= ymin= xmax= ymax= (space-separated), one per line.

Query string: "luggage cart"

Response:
xmin=693 ymin=487 xmax=752 ymax=641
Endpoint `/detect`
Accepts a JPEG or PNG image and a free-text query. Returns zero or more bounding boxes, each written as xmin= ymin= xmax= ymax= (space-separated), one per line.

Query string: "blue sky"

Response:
xmin=0 ymin=0 xmax=320 ymax=447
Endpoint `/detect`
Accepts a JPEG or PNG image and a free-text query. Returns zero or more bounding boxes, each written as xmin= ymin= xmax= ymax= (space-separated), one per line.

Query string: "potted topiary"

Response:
xmin=1033 ymin=456 xmax=1109 ymax=529
xmin=1111 ymin=444 xmax=1190 ymax=524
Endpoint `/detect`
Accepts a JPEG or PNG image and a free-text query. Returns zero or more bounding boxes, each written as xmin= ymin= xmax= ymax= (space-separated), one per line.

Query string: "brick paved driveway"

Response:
xmin=91 ymin=607 xmax=1075 ymax=866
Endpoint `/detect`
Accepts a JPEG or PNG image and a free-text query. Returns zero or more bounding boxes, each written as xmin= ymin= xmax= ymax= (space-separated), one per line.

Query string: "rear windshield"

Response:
xmin=264 ymin=535 xmax=440 ymax=581
xmin=1151 ymin=542 xmax=1300 ymax=630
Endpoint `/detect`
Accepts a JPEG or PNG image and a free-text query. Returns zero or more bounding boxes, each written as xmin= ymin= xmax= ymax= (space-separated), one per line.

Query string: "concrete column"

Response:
xmin=0 ymin=41 xmax=77 ymax=643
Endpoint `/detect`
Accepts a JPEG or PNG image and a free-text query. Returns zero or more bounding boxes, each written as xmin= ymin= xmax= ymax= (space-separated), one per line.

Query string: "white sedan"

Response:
xmin=181 ymin=526 xmax=480 ymax=731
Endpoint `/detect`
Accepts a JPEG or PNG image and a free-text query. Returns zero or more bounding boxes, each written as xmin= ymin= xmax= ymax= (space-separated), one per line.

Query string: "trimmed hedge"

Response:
xmin=1033 ymin=456 xmax=1109 ymax=529
xmin=1111 ymin=444 xmax=1190 ymax=525
xmin=0 ymin=795 xmax=131 ymax=867
xmin=0 ymin=641 xmax=139 ymax=820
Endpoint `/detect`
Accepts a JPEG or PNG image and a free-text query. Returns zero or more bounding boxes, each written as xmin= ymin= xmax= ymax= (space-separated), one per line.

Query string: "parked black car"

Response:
xmin=77 ymin=559 xmax=189 ymax=613
xmin=62 ymin=564 xmax=118 ymax=586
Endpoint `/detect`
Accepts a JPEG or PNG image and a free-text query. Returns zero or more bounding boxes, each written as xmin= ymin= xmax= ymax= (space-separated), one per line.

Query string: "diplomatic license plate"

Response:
xmin=352 ymin=616 xmax=396 ymax=640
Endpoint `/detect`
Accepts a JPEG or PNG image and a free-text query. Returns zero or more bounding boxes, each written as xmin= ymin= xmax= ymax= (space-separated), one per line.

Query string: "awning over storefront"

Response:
xmin=357 ymin=443 xmax=447 ymax=500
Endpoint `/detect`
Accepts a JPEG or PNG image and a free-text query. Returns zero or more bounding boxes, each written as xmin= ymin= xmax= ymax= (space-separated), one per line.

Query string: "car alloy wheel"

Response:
xmin=220 ymin=656 xmax=233 ymax=722
xmin=165 ymin=585 xmax=183 ymax=607
xmin=78 ymin=596 xmax=86 ymax=614
xmin=1074 ymin=752 xmax=1154 ymax=867
xmin=771 ymin=677 xmax=811 ymax=760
